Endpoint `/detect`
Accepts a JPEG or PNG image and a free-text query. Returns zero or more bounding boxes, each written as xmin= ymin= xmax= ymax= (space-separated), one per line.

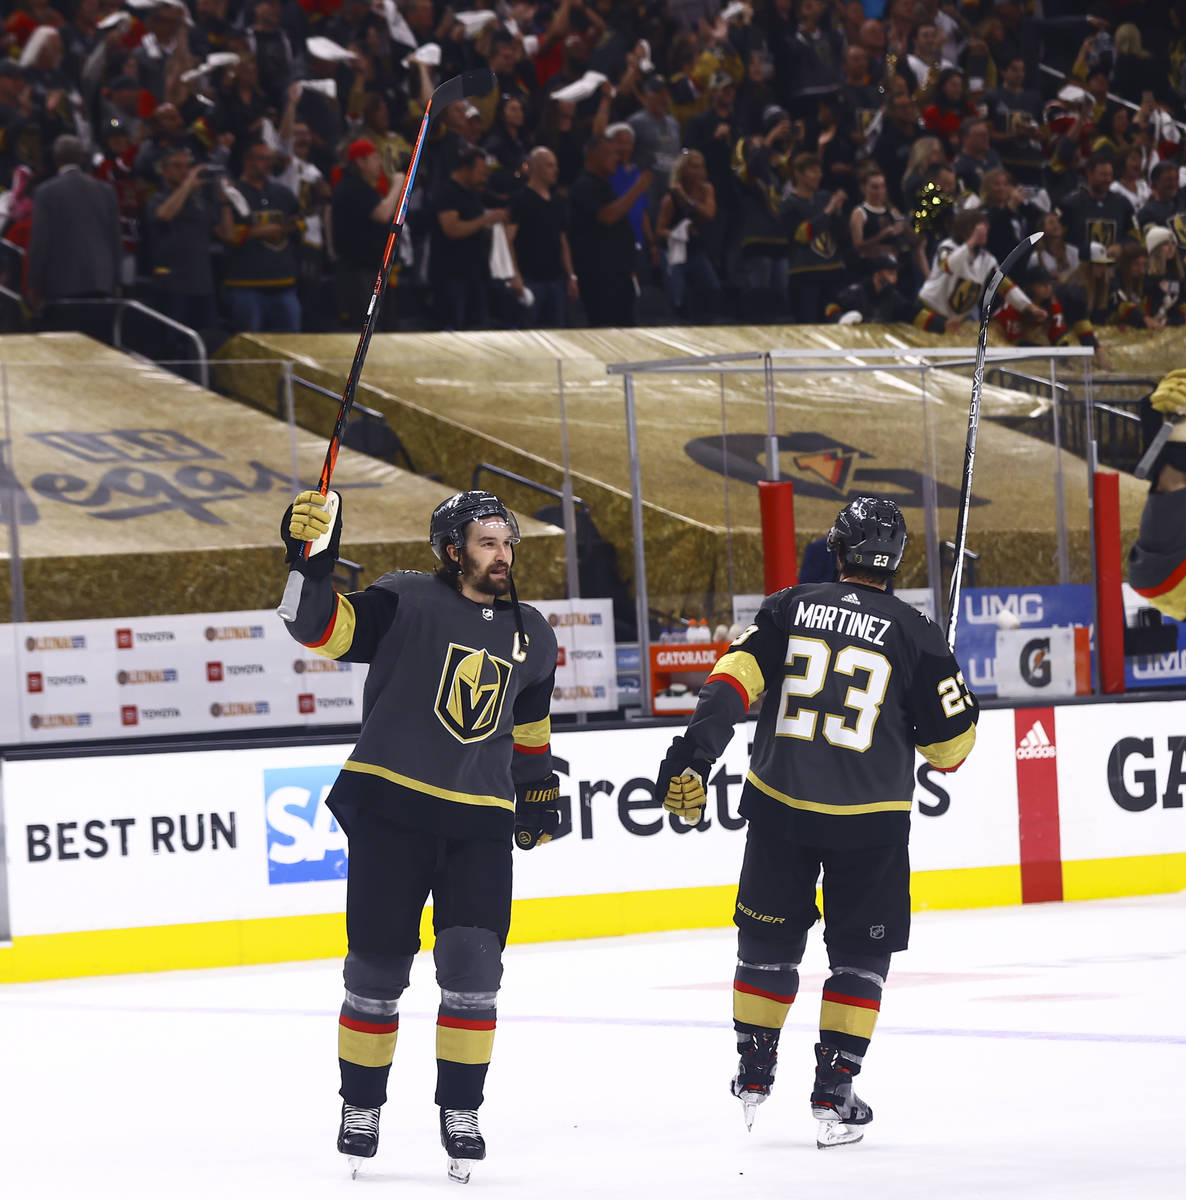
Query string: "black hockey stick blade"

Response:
xmin=979 ymin=230 xmax=1043 ymax=320
xmin=432 ymin=69 xmax=497 ymax=114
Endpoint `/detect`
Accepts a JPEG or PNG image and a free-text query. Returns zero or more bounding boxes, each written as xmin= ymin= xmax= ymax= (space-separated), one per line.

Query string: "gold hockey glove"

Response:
xmin=281 ymin=490 xmax=342 ymax=580
xmin=515 ymin=773 xmax=561 ymax=849
xmin=655 ymin=736 xmax=711 ymax=826
xmin=1151 ymin=369 xmax=1186 ymax=415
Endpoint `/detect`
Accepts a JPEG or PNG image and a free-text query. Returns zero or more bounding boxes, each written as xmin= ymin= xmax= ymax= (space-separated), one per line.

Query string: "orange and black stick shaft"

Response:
xmin=278 ymin=69 xmax=495 ymax=622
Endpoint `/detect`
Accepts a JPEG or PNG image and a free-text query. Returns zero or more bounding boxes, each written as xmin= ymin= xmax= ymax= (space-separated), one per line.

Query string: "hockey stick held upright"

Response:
xmin=942 ymin=230 xmax=1043 ymax=651
xmin=277 ymin=69 xmax=496 ymax=622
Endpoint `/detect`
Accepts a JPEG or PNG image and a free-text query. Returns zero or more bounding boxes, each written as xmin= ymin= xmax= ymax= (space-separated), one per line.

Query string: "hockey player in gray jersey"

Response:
xmin=655 ymin=497 xmax=978 ymax=1147
xmin=280 ymin=488 xmax=559 ymax=1184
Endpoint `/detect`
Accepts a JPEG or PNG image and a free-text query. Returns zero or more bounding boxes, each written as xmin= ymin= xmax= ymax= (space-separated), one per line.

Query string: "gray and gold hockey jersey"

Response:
xmin=682 ymin=581 xmax=978 ymax=849
xmin=284 ymin=570 xmax=557 ymax=838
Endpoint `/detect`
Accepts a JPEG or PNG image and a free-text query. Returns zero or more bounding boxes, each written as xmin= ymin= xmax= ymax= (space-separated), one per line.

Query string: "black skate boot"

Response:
xmin=810 ymin=1043 xmax=873 ymax=1148
xmin=337 ymin=1102 xmax=380 ymax=1177
xmin=730 ymin=1029 xmax=779 ymax=1132
xmin=440 ymin=1107 xmax=485 ymax=1184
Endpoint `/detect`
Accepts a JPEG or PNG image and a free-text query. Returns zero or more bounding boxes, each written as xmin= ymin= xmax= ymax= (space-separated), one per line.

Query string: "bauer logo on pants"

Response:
xmin=262 ymin=765 xmax=347 ymax=884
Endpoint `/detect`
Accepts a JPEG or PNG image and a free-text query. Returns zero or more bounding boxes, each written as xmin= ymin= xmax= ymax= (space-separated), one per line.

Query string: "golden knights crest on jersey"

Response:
xmin=949 ymin=276 xmax=980 ymax=314
xmin=435 ymin=643 xmax=514 ymax=743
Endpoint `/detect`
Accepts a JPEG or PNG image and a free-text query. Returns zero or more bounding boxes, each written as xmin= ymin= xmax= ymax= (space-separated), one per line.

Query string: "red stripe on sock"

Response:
xmin=339 ymin=1015 xmax=398 ymax=1035
xmin=821 ymin=989 xmax=880 ymax=1011
xmin=734 ymin=979 xmax=796 ymax=1004
xmin=437 ymin=1016 xmax=497 ymax=1031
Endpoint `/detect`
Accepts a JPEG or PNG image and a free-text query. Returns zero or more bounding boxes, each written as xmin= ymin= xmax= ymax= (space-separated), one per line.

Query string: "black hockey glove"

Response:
xmin=515 ymin=773 xmax=560 ymax=850
xmin=655 ymin=735 xmax=712 ymax=826
xmin=281 ymin=490 xmax=342 ymax=580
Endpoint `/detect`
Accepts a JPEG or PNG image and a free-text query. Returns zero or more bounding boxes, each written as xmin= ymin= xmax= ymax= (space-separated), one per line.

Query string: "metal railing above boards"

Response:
xmin=15 ymin=296 xmax=209 ymax=391
xmin=608 ymin=345 xmax=1096 ymax=714
xmin=987 ymin=368 xmax=1154 ymax=476
xmin=275 ymin=373 xmax=423 ymax=475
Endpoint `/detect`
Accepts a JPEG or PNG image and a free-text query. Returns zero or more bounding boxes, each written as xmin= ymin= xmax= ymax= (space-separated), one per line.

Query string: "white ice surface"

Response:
xmin=1 ymin=894 xmax=1184 ymax=1199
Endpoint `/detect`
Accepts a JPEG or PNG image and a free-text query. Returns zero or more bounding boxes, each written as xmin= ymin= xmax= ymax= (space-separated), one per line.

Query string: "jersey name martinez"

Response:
xmin=793 ymin=601 xmax=891 ymax=647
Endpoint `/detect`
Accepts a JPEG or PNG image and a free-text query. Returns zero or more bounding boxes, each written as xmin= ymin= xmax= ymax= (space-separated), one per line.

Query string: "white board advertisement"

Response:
xmin=525 ymin=598 xmax=617 ymax=714
xmin=1055 ymin=700 xmax=1186 ymax=864
xmin=3 ymin=713 xmax=1024 ymax=942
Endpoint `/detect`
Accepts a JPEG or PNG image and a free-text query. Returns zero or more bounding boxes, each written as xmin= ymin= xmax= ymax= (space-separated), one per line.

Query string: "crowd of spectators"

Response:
xmin=3 ymin=0 xmax=1186 ymax=354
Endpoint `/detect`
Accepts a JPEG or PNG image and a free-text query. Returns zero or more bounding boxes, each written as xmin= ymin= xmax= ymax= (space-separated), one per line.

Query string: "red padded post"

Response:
xmin=1092 ymin=470 xmax=1125 ymax=694
xmin=758 ymin=479 xmax=797 ymax=595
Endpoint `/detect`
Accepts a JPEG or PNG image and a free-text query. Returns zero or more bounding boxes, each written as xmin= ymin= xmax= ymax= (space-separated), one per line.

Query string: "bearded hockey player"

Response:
xmin=1130 ymin=370 xmax=1186 ymax=619
xmin=655 ymin=498 xmax=979 ymax=1148
xmin=279 ymin=488 xmax=559 ymax=1184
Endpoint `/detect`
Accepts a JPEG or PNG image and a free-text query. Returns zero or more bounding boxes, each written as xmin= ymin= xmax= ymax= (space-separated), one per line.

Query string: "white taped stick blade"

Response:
xmin=308 ymin=490 xmax=341 ymax=558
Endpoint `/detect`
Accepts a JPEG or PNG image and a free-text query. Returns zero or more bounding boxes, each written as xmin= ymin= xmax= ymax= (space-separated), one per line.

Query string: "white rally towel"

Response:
xmin=549 ymin=71 xmax=608 ymax=105
xmin=404 ymin=42 xmax=442 ymax=67
xmin=455 ymin=11 xmax=500 ymax=37
xmin=489 ymin=221 xmax=515 ymax=280
xmin=666 ymin=218 xmax=692 ymax=266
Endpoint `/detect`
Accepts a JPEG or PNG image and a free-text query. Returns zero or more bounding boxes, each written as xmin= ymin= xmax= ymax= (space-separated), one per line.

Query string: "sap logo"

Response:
xmin=1107 ymin=737 xmax=1186 ymax=812
xmin=964 ymin=594 xmax=1044 ymax=625
xmin=262 ymin=765 xmax=347 ymax=884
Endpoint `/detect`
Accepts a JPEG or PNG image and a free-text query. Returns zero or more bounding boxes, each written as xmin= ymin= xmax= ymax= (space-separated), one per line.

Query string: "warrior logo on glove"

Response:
xmin=515 ymin=773 xmax=561 ymax=849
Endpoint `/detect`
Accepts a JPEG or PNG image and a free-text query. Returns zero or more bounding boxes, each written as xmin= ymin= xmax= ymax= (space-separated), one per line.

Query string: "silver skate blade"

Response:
xmin=815 ymin=1119 xmax=864 ymax=1149
xmin=447 ymin=1156 xmax=472 ymax=1184
xmin=740 ymin=1096 xmax=760 ymax=1132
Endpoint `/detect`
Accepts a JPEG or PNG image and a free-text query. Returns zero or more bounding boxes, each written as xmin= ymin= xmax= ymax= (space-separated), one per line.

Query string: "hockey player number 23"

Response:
xmin=774 ymin=636 xmax=891 ymax=752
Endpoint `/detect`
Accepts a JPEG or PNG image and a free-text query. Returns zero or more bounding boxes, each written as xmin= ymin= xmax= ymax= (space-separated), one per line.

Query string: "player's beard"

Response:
xmin=460 ymin=549 xmax=512 ymax=597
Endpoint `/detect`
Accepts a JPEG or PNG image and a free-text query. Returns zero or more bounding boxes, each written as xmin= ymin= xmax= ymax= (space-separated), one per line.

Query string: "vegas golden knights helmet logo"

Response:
xmin=434 ymin=643 xmax=514 ymax=743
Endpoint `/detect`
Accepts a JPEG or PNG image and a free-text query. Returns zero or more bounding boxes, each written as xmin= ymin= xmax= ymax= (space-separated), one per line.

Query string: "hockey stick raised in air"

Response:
xmin=943 ymin=230 xmax=1043 ymax=651
xmin=277 ymin=68 xmax=496 ymax=622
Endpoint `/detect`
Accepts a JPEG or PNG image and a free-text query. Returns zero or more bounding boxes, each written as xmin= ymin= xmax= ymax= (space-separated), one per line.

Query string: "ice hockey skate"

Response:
xmin=730 ymin=1029 xmax=779 ymax=1131
xmin=810 ymin=1043 xmax=872 ymax=1148
xmin=337 ymin=1102 xmax=380 ymax=1178
xmin=440 ymin=1107 xmax=485 ymax=1184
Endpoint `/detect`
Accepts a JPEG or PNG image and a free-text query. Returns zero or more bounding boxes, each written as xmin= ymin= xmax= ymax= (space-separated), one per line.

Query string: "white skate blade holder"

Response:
xmin=348 ymin=1156 xmax=363 ymax=1180
xmin=447 ymin=1156 xmax=472 ymax=1184
xmin=277 ymin=490 xmax=340 ymax=621
xmin=814 ymin=1108 xmax=865 ymax=1149
xmin=739 ymin=1092 xmax=764 ymax=1132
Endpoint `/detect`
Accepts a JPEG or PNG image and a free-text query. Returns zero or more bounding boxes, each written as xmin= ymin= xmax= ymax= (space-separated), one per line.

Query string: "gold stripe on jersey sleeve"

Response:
xmin=746 ymin=770 xmax=913 ymax=815
xmin=307 ymin=594 xmax=357 ymax=660
xmin=512 ymin=716 xmax=551 ymax=747
xmin=916 ymin=725 xmax=977 ymax=770
xmin=341 ymin=759 xmax=515 ymax=811
xmin=710 ymin=651 xmax=767 ymax=705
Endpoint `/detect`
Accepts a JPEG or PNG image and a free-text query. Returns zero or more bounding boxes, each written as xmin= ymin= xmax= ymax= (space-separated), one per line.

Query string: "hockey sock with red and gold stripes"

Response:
xmin=338 ymin=993 xmax=399 ymax=1108
xmin=819 ymin=969 xmax=882 ymax=1065
xmin=435 ymin=991 xmax=497 ymax=1110
xmin=733 ymin=959 xmax=799 ymax=1033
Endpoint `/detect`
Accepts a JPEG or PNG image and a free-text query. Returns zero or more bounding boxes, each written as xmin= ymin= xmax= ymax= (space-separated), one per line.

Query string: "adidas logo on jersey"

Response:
xmin=1016 ymin=719 xmax=1056 ymax=759
xmin=840 ymin=592 xmax=861 ymax=605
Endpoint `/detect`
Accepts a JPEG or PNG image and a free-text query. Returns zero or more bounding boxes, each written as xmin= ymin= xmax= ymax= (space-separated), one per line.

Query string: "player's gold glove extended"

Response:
xmin=1151 ymin=369 xmax=1186 ymax=415
xmin=655 ymin=736 xmax=712 ymax=827
xmin=515 ymin=773 xmax=561 ymax=849
xmin=281 ymin=490 xmax=342 ymax=580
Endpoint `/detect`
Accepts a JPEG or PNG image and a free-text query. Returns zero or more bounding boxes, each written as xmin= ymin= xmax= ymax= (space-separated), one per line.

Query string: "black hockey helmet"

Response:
xmin=429 ymin=490 xmax=521 ymax=562
xmin=826 ymin=496 xmax=908 ymax=573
